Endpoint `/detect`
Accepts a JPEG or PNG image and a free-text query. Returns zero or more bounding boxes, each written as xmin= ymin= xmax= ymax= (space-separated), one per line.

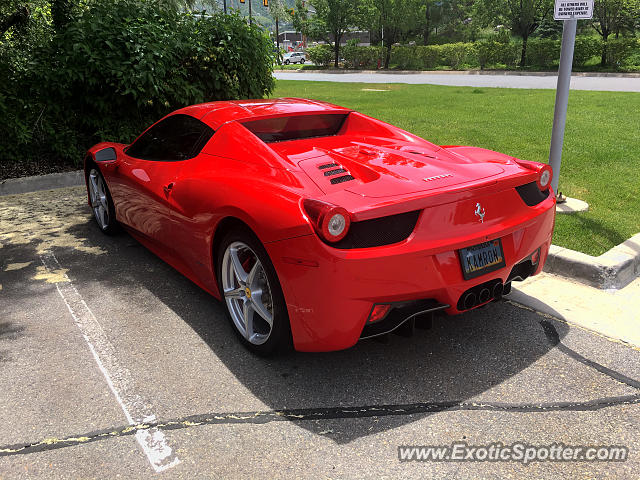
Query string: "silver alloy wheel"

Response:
xmin=221 ymin=241 xmax=274 ymax=345
xmin=88 ymin=169 xmax=110 ymax=230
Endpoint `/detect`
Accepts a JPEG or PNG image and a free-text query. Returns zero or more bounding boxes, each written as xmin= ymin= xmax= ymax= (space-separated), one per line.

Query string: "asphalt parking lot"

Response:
xmin=1 ymin=186 xmax=639 ymax=479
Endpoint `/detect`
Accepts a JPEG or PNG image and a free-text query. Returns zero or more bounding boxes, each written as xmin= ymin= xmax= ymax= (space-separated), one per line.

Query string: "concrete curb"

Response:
xmin=2 ymin=170 xmax=638 ymax=290
xmin=0 ymin=170 xmax=84 ymax=196
xmin=544 ymin=234 xmax=640 ymax=290
xmin=274 ymin=69 xmax=640 ymax=78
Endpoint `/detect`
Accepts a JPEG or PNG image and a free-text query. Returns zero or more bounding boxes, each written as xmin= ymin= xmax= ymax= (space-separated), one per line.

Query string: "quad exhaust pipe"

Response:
xmin=462 ymin=292 xmax=476 ymax=310
xmin=457 ymin=279 xmax=507 ymax=311
xmin=478 ymin=288 xmax=491 ymax=304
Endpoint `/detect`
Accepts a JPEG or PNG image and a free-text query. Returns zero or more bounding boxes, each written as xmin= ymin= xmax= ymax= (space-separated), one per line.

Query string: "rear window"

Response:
xmin=241 ymin=114 xmax=348 ymax=143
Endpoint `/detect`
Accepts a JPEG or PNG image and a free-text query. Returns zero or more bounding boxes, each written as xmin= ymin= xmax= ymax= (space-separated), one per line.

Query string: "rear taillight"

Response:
xmin=302 ymin=199 xmax=351 ymax=243
xmin=537 ymin=165 xmax=552 ymax=191
xmin=515 ymin=159 xmax=553 ymax=191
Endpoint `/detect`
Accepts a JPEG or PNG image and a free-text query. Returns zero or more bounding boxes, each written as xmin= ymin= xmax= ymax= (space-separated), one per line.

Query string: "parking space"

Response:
xmin=1 ymin=187 xmax=638 ymax=478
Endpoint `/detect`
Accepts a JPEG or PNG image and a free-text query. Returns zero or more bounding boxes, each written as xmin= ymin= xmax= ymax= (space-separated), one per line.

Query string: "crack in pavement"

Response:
xmin=1 ymin=394 xmax=638 ymax=458
xmin=1 ymin=320 xmax=638 ymax=459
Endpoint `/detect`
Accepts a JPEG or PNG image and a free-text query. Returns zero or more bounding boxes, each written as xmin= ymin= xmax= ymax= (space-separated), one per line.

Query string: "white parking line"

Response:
xmin=40 ymin=252 xmax=180 ymax=472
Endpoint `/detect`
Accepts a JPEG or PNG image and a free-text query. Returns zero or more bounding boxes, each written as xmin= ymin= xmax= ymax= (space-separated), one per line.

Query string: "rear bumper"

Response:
xmin=266 ymin=193 xmax=555 ymax=352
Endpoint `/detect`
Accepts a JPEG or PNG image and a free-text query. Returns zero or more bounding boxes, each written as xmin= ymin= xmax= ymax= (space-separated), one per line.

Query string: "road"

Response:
xmin=274 ymin=71 xmax=640 ymax=92
xmin=1 ymin=186 xmax=638 ymax=478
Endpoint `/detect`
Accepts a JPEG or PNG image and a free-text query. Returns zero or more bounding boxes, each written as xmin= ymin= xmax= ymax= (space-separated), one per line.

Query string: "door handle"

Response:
xmin=163 ymin=182 xmax=174 ymax=195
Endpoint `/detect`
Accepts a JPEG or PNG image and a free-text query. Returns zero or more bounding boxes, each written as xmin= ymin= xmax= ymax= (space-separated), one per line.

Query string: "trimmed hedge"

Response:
xmin=573 ymin=37 xmax=600 ymax=67
xmin=605 ymin=38 xmax=639 ymax=67
xmin=307 ymin=44 xmax=333 ymax=67
xmin=377 ymin=37 xmax=639 ymax=71
xmin=342 ymin=43 xmax=383 ymax=69
xmin=392 ymin=44 xmax=479 ymax=70
xmin=477 ymin=41 xmax=520 ymax=69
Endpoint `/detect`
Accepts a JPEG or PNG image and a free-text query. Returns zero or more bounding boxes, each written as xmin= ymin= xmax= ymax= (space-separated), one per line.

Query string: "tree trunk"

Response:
xmin=519 ymin=35 xmax=528 ymax=68
xmin=601 ymin=32 xmax=609 ymax=66
xmin=384 ymin=41 xmax=392 ymax=69
xmin=423 ymin=3 xmax=431 ymax=45
xmin=334 ymin=34 xmax=341 ymax=68
xmin=276 ymin=17 xmax=281 ymax=64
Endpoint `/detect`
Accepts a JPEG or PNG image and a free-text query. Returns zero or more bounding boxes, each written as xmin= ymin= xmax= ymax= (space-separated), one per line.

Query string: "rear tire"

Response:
xmin=217 ymin=228 xmax=292 ymax=356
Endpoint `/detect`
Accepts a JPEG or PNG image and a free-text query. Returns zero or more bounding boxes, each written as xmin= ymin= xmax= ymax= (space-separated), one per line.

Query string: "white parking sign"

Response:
xmin=554 ymin=0 xmax=594 ymax=20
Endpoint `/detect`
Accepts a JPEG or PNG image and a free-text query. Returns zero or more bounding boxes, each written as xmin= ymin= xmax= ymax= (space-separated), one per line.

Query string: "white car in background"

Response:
xmin=283 ymin=52 xmax=306 ymax=65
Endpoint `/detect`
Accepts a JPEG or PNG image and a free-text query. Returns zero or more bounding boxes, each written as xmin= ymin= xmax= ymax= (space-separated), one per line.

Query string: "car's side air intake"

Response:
xmin=515 ymin=181 xmax=550 ymax=206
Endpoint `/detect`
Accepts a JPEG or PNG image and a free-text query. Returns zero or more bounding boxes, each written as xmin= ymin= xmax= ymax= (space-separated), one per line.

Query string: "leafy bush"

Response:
xmin=391 ymin=46 xmax=441 ymax=70
xmin=392 ymin=44 xmax=478 ymax=70
xmin=342 ymin=43 xmax=382 ymax=69
xmin=439 ymin=43 xmax=478 ymax=69
xmin=391 ymin=46 xmax=421 ymax=70
xmin=307 ymin=44 xmax=333 ymax=67
xmin=573 ymin=37 xmax=600 ymax=67
xmin=605 ymin=38 xmax=639 ymax=68
xmin=1 ymin=0 xmax=275 ymax=168
xmin=415 ymin=46 xmax=441 ymax=69
xmin=475 ymin=40 xmax=520 ymax=69
xmin=525 ymin=38 xmax=560 ymax=68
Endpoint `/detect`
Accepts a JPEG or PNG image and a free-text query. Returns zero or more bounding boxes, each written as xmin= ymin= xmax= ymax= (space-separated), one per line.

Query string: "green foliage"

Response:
xmin=391 ymin=43 xmax=480 ymax=70
xmin=475 ymin=0 xmax=555 ymax=66
xmin=605 ymin=37 xmax=639 ymax=66
xmin=307 ymin=44 xmax=334 ymax=66
xmin=573 ymin=36 xmax=601 ymax=66
xmin=374 ymin=36 xmax=637 ymax=70
xmin=50 ymin=0 xmax=75 ymax=32
xmin=525 ymin=38 xmax=559 ymax=67
xmin=342 ymin=40 xmax=382 ymax=68
xmin=476 ymin=40 xmax=520 ymax=68
xmin=391 ymin=45 xmax=437 ymax=69
xmin=0 ymin=0 xmax=274 ymax=167
xmin=439 ymin=42 xmax=478 ymax=68
xmin=307 ymin=0 xmax=365 ymax=67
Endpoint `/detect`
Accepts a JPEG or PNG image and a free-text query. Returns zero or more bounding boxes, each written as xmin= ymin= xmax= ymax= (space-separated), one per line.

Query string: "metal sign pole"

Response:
xmin=548 ymin=18 xmax=577 ymax=197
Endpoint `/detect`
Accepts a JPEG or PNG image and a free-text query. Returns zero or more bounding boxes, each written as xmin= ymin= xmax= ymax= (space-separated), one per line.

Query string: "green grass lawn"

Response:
xmin=272 ymin=80 xmax=640 ymax=256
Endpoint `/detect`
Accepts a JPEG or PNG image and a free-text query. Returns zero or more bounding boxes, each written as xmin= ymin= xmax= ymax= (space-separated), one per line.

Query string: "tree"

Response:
xmin=592 ymin=0 xmax=640 ymax=65
xmin=51 ymin=0 xmax=74 ymax=32
xmin=292 ymin=0 xmax=310 ymax=35
xmin=365 ymin=0 xmax=420 ymax=68
xmin=269 ymin=0 xmax=290 ymax=63
xmin=422 ymin=0 xmax=444 ymax=44
xmin=412 ymin=0 xmax=476 ymax=44
xmin=307 ymin=0 xmax=364 ymax=67
xmin=476 ymin=0 xmax=553 ymax=67
xmin=0 ymin=4 xmax=30 ymax=36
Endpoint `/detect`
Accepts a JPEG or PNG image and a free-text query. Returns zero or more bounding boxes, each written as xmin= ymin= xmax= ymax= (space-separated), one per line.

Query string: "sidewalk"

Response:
xmin=274 ymin=70 xmax=640 ymax=92
xmin=511 ymin=273 xmax=640 ymax=349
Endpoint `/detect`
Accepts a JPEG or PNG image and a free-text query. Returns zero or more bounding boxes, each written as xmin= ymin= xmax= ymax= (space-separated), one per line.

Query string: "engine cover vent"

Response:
xmin=330 ymin=175 xmax=355 ymax=185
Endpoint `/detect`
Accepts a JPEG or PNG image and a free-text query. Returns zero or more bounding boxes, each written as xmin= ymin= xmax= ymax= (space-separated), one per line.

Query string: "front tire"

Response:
xmin=217 ymin=229 xmax=292 ymax=356
xmin=87 ymin=167 xmax=118 ymax=235
xmin=284 ymin=59 xmax=290 ymax=65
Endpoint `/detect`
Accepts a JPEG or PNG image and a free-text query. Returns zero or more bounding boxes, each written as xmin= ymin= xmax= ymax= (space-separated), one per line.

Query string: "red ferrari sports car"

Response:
xmin=85 ymin=98 xmax=555 ymax=354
